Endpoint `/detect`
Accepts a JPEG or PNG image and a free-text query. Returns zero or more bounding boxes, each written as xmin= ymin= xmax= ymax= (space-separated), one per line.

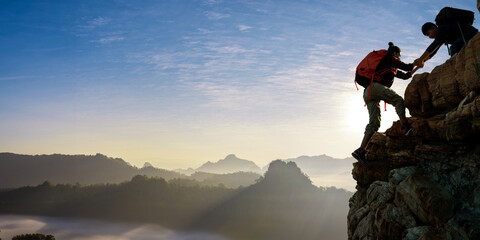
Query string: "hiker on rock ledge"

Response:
xmin=414 ymin=7 xmax=478 ymax=68
xmin=352 ymin=42 xmax=416 ymax=166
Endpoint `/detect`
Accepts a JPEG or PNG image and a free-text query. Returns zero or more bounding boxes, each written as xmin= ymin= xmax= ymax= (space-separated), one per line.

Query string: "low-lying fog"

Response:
xmin=0 ymin=215 xmax=230 ymax=240
xmin=309 ymin=172 xmax=355 ymax=192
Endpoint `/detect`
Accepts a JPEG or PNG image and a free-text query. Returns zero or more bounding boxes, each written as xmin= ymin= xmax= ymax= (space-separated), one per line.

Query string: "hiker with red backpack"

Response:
xmin=414 ymin=7 xmax=478 ymax=68
xmin=352 ymin=42 xmax=416 ymax=166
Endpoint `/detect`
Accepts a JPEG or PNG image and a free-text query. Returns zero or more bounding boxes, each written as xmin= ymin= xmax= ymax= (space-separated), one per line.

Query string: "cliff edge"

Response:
xmin=347 ymin=27 xmax=480 ymax=240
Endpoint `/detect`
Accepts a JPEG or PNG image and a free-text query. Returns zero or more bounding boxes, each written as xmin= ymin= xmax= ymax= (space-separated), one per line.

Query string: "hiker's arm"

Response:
xmin=415 ymin=37 xmax=443 ymax=67
xmin=391 ymin=58 xmax=414 ymax=72
xmin=414 ymin=51 xmax=431 ymax=68
xmin=395 ymin=70 xmax=412 ymax=80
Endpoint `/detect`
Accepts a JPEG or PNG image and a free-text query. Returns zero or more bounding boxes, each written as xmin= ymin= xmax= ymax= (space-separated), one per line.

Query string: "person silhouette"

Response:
xmin=352 ymin=42 xmax=415 ymax=166
xmin=414 ymin=14 xmax=478 ymax=67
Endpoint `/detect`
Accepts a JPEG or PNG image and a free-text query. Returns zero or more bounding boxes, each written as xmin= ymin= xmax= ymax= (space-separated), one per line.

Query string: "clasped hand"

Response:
xmin=413 ymin=58 xmax=425 ymax=68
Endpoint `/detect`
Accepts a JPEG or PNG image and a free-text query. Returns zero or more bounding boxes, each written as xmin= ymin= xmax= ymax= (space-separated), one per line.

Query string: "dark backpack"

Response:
xmin=355 ymin=49 xmax=387 ymax=88
xmin=435 ymin=7 xmax=474 ymax=26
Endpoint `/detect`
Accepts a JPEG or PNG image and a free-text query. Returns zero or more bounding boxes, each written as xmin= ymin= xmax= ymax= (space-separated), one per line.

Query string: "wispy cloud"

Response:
xmin=73 ymin=16 xmax=129 ymax=46
xmin=94 ymin=36 xmax=125 ymax=44
xmin=238 ymin=25 xmax=253 ymax=31
xmin=78 ymin=16 xmax=111 ymax=31
xmin=426 ymin=9 xmax=439 ymax=15
xmin=204 ymin=11 xmax=230 ymax=20
xmin=89 ymin=16 xmax=110 ymax=27
xmin=206 ymin=45 xmax=250 ymax=54
xmin=0 ymin=76 xmax=36 ymax=81
xmin=204 ymin=0 xmax=223 ymax=4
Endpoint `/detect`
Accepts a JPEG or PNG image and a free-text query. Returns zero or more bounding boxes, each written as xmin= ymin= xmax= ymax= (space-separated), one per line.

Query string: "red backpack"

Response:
xmin=355 ymin=49 xmax=387 ymax=88
xmin=355 ymin=49 xmax=388 ymax=110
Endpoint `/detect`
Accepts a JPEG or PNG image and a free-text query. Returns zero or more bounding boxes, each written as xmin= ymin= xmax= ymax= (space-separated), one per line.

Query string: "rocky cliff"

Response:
xmin=347 ymin=32 xmax=480 ymax=239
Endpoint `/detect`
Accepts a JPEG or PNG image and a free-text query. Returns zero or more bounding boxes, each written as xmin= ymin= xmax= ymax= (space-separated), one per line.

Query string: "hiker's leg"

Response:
xmin=465 ymin=29 xmax=479 ymax=43
xmin=362 ymin=101 xmax=380 ymax=148
xmin=362 ymin=85 xmax=381 ymax=148
xmin=387 ymin=91 xmax=407 ymax=125
xmin=360 ymin=133 xmax=373 ymax=149
xmin=450 ymin=39 xmax=463 ymax=56
xmin=374 ymin=83 xmax=407 ymax=125
xmin=451 ymin=29 xmax=479 ymax=56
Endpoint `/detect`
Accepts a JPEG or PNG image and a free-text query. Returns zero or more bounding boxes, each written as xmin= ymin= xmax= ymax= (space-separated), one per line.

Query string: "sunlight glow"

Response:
xmin=0 ymin=0 xmax=471 ymax=168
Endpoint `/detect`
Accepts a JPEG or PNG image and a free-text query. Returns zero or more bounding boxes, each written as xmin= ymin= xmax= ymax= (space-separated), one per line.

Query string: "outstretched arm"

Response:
xmin=414 ymin=37 xmax=443 ymax=68
xmin=411 ymin=66 xmax=420 ymax=75
xmin=390 ymin=57 xmax=414 ymax=72
xmin=396 ymin=70 xmax=412 ymax=80
xmin=414 ymin=51 xmax=431 ymax=68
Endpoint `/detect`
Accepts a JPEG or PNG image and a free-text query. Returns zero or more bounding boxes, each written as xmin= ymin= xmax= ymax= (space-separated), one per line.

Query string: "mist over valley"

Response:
xmin=0 ymin=154 xmax=352 ymax=240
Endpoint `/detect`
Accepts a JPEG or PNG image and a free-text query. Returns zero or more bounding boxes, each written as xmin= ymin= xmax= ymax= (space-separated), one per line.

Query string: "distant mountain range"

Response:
xmin=0 ymin=152 xmax=356 ymax=191
xmin=176 ymin=153 xmax=356 ymax=191
xmin=0 ymin=153 xmax=260 ymax=189
xmin=177 ymin=153 xmax=353 ymax=175
xmin=0 ymin=153 xmax=185 ymax=188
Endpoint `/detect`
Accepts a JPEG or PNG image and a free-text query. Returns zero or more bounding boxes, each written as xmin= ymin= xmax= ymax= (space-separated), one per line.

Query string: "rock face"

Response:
xmin=348 ymin=33 xmax=480 ymax=239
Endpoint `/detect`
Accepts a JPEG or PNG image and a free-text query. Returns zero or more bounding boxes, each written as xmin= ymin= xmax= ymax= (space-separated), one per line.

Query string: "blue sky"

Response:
xmin=0 ymin=0 xmax=475 ymax=168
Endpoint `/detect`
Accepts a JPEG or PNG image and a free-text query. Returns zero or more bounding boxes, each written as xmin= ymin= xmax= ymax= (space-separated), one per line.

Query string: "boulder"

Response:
xmin=427 ymin=55 xmax=462 ymax=110
xmin=394 ymin=173 xmax=454 ymax=225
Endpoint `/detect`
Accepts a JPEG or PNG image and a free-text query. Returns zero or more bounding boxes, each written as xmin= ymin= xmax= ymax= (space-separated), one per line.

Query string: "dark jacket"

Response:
xmin=427 ymin=23 xmax=478 ymax=57
xmin=374 ymin=55 xmax=414 ymax=88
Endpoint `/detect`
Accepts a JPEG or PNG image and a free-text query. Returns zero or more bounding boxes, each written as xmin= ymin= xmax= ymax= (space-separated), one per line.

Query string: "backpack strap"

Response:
xmin=366 ymin=75 xmax=375 ymax=101
xmin=457 ymin=21 xmax=467 ymax=46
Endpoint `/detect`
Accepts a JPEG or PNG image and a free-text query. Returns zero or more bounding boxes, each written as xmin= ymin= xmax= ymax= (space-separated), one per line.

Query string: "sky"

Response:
xmin=0 ymin=0 xmax=476 ymax=169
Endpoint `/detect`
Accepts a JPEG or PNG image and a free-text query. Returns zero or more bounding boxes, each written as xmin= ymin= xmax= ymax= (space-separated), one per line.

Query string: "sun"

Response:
xmin=343 ymin=92 xmax=403 ymax=134
xmin=343 ymin=94 xmax=369 ymax=134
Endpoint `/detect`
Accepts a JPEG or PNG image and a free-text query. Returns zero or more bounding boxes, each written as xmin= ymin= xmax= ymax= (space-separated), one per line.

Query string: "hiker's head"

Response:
xmin=387 ymin=42 xmax=401 ymax=58
xmin=422 ymin=22 xmax=437 ymax=39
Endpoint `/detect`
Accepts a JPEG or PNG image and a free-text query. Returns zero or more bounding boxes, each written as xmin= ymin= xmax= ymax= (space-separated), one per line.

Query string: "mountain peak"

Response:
xmin=258 ymin=160 xmax=314 ymax=191
xmin=196 ymin=154 xmax=261 ymax=174
xmin=224 ymin=154 xmax=238 ymax=161
xmin=143 ymin=162 xmax=153 ymax=168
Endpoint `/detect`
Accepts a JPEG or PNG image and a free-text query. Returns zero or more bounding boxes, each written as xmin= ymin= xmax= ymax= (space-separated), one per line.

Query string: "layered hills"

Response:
xmin=0 ymin=160 xmax=351 ymax=240
xmin=0 ymin=153 xmax=260 ymax=189
xmin=1 ymin=152 xmax=355 ymax=190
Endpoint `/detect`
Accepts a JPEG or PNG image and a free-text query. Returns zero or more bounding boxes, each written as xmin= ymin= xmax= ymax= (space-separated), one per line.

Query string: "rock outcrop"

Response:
xmin=347 ymin=33 xmax=480 ymax=239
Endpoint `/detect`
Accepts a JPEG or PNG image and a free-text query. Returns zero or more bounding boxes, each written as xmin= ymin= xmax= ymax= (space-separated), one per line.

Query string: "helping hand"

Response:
xmin=413 ymin=58 xmax=424 ymax=68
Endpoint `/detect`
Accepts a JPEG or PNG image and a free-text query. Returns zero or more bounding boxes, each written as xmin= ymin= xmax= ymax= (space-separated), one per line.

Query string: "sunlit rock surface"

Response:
xmin=348 ymin=32 xmax=480 ymax=240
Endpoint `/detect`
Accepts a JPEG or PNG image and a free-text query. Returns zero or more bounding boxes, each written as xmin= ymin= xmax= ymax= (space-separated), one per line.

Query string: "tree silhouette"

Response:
xmin=12 ymin=234 xmax=55 ymax=240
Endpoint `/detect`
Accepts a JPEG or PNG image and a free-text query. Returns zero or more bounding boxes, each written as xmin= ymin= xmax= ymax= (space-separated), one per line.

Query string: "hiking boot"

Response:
xmin=352 ymin=148 xmax=368 ymax=167
xmin=401 ymin=122 xmax=413 ymax=136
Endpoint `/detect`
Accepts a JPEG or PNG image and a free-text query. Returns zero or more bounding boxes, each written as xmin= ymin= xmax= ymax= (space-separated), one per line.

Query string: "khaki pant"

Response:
xmin=363 ymin=82 xmax=405 ymax=135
